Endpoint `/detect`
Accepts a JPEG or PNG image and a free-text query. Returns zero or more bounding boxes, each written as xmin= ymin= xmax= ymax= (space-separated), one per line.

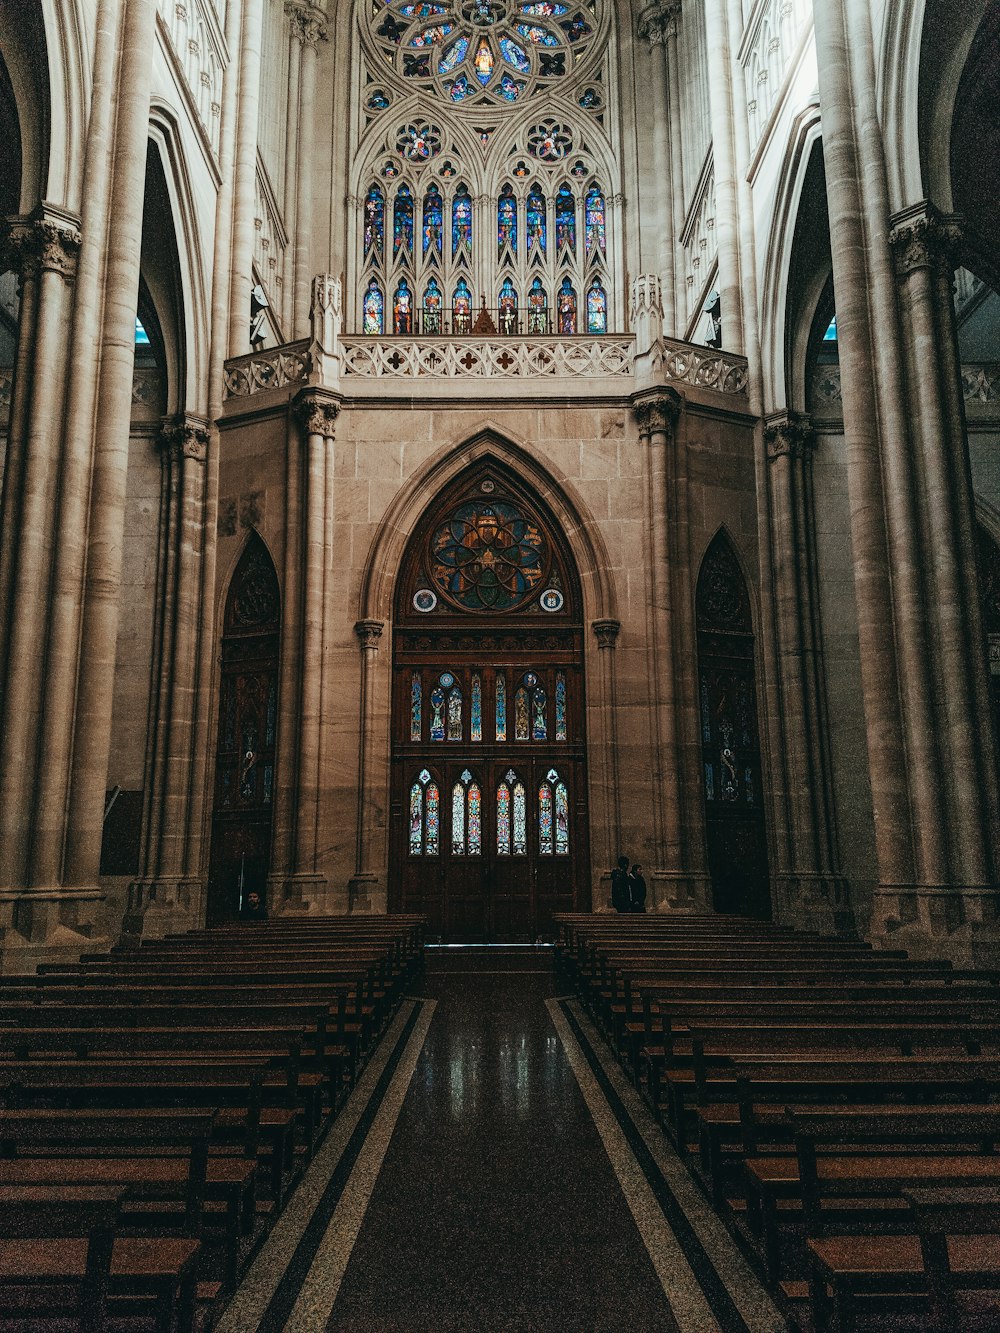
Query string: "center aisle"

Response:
xmin=328 ymin=947 xmax=677 ymax=1332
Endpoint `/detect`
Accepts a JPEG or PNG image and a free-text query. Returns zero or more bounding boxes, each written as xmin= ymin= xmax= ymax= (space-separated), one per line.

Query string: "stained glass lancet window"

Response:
xmin=555 ymin=672 xmax=567 ymax=740
xmin=423 ymin=185 xmax=443 ymax=258
xmin=363 ymin=279 xmax=384 ymax=334
xmin=468 ymin=782 xmax=482 ymax=855
xmin=364 ymin=185 xmax=385 ymax=261
xmin=555 ymin=184 xmax=576 ymax=254
xmin=497 ymin=781 xmax=511 ymax=855
xmin=423 ymin=276 xmax=443 ymax=333
xmin=532 ymin=681 xmax=547 ymax=740
xmin=498 ymin=184 xmax=517 ymax=255
xmin=453 ymin=278 xmax=472 ymax=332
xmin=586 ymin=278 xmax=607 ymax=334
xmin=513 ymin=780 xmax=527 ymax=855
xmin=393 ymin=278 xmax=413 ymax=334
xmin=451 ymin=781 xmax=465 ymax=853
xmin=409 ymin=782 xmax=423 ymax=854
xmin=426 ymin=781 xmax=440 ymax=854
xmin=515 ymin=686 xmax=529 ymax=740
xmin=555 ymin=779 xmax=569 ymax=854
xmin=411 ymin=673 xmax=422 ymax=741
xmin=557 ymin=277 xmax=577 ymax=334
xmin=409 ymin=769 xmax=440 ymax=855
xmin=453 ymin=186 xmax=473 ymax=258
xmin=447 ymin=683 xmax=463 ymax=740
xmin=527 ymin=184 xmax=546 ymax=257
xmin=539 ymin=781 xmax=554 ymax=854
xmin=496 ymin=673 xmax=507 ymax=740
xmin=585 ymin=184 xmax=606 ymax=258
xmin=527 ymin=277 xmax=547 ymax=333
xmin=430 ymin=684 xmax=446 ymax=741
xmin=394 ymin=184 xmax=414 ymax=258
xmin=498 ymin=277 xmax=518 ymax=335
xmin=471 ymin=674 xmax=483 ymax=742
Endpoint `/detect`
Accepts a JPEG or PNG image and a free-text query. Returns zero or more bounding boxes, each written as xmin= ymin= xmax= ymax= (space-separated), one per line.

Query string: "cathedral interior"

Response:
xmin=3 ymin=4 xmax=1000 ymax=1331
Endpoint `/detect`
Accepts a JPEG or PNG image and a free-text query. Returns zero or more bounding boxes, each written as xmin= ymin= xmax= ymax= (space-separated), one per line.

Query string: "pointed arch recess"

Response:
xmin=358 ymin=427 xmax=618 ymax=626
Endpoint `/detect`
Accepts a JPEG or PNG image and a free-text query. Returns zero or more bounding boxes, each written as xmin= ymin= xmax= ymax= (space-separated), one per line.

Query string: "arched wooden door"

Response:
xmin=390 ymin=463 xmax=590 ymax=941
xmin=207 ymin=535 xmax=280 ymax=924
xmin=696 ymin=533 xmax=771 ymax=919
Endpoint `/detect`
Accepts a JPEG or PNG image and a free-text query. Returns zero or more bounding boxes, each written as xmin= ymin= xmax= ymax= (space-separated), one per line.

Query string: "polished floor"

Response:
xmin=220 ymin=949 xmax=785 ymax=1333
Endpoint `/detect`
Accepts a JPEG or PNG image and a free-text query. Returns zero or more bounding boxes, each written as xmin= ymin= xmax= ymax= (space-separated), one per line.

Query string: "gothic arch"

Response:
xmin=217 ymin=526 xmax=281 ymax=626
xmin=38 ymin=0 xmax=89 ymax=209
xmin=0 ymin=0 xmax=50 ymax=213
xmin=358 ymin=427 xmax=619 ymax=626
xmin=693 ymin=525 xmax=760 ymax=636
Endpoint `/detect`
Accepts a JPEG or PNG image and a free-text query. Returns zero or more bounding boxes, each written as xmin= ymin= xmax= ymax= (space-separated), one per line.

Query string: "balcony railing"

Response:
xmin=376 ymin=305 xmax=609 ymax=339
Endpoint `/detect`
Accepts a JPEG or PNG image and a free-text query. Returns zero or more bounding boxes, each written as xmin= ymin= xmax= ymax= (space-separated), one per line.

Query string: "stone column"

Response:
xmin=350 ymin=619 xmax=385 ymax=913
xmin=282 ymin=390 xmax=338 ymax=910
xmin=764 ymin=412 xmax=852 ymax=932
xmin=228 ymin=0 xmax=264 ymax=355
xmin=591 ymin=618 xmax=622 ymax=908
xmin=632 ymin=388 xmax=710 ymax=910
xmin=288 ymin=4 xmax=328 ymax=338
xmin=0 ymin=214 xmax=80 ymax=892
xmin=637 ymin=4 xmax=676 ymax=334
xmin=703 ymin=0 xmax=743 ymax=351
xmin=281 ymin=2 xmax=304 ymax=336
xmin=662 ymin=3 xmax=687 ymax=328
xmin=64 ymin=0 xmax=159 ymax=890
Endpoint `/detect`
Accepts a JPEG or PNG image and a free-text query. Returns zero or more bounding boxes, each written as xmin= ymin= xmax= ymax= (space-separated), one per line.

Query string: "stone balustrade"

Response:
xmin=223 ymin=339 xmax=312 ymax=398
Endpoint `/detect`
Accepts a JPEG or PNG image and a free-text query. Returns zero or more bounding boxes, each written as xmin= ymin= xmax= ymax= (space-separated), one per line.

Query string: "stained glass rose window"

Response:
xmin=429 ymin=499 xmax=549 ymax=611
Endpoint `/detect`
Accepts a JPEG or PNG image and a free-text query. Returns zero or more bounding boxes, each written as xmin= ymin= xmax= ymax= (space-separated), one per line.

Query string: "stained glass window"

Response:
xmin=409 ymin=782 xmax=423 ymax=854
xmin=555 ymin=780 xmax=569 ymax=854
xmin=452 ymin=186 xmax=473 ymax=258
xmin=539 ymin=782 xmax=553 ymax=854
xmin=430 ymin=685 xmax=445 ymax=741
xmin=585 ymin=184 xmax=606 ymax=257
xmin=363 ymin=279 xmax=384 ymax=335
xmin=447 ymin=685 xmax=463 ymax=740
xmin=411 ymin=673 xmax=422 ymax=741
xmin=497 ymin=782 xmax=511 ymax=855
xmin=557 ymin=277 xmax=577 ymax=334
xmin=453 ymin=278 xmax=472 ymax=332
xmin=586 ymin=278 xmax=607 ymax=334
xmin=364 ymin=185 xmax=385 ymax=261
xmin=393 ymin=277 xmax=414 ymax=334
xmin=555 ymin=672 xmax=567 ymax=740
xmin=498 ymin=277 xmax=518 ymax=335
xmin=423 ymin=185 xmax=443 ymax=257
xmin=471 ymin=674 xmax=483 ymax=741
xmin=513 ymin=781 xmax=527 ymax=854
xmin=532 ymin=685 xmax=547 ymax=740
xmin=426 ymin=782 xmax=440 ymax=854
xmin=515 ymin=687 xmax=529 ymax=740
xmin=527 ymin=185 xmax=546 ymax=256
xmin=423 ymin=276 xmax=443 ymax=333
xmin=394 ymin=184 xmax=414 ymax=258
xmin=498 ymin=185 xmax=517 ymax=255
xmin=468 ymin=783 xmax=482 ymax=855
xmin=527 ymin=277 xmax=547 ymax=333
xmin=452 ymin=782 xmax=465 ymax=853
xmin=555 ymin=184 xmax=576 ymax=253
xmin=496 ymin=673 xmax=507 ymax=740
xmin=430 ymin=500 xmax=547 ymax=611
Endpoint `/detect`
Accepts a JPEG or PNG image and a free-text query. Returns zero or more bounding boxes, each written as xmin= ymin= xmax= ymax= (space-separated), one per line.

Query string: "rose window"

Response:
xmin=368 ymin=0 xmax=601 ymax=107
xmin=429 ymin=500 xmax=550 ymax=611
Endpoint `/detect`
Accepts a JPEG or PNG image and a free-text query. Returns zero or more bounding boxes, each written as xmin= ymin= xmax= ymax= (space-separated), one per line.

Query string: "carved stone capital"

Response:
xmin=764 ymin=411 xmax=814 ymax=463
xmin=4 ymin=209 xmax=82 ymax=280
xmin=632 ymin=387 xmax=683 ymax=438
xmin=285 ymin=1 xmax=328 ymax=45
xmin=638 ymin=0 xmax=681 ymax=45
xmin=888 ymin=202 xmax=964 ymax=278
xmin=355 ymin=619 xmax=385 ymax=651
xmin=159 ymin=413 xmax=211 ymax=463
xmin=293 ymin=390 xmax=339 ymax=438
xmin=592 ymin=618 xmax=621 ymax=649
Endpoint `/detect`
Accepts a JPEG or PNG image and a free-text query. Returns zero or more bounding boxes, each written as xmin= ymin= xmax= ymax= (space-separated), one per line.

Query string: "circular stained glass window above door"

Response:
xmin=429 ymin=498 xmax=550 ymax=611
xmin=366 ymin=0 xmax=604 ymax=108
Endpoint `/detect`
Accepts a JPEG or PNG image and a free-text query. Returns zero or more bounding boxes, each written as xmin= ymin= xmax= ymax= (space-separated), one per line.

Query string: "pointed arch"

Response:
xmin=358 ymin=426 xmax=618 ymax=626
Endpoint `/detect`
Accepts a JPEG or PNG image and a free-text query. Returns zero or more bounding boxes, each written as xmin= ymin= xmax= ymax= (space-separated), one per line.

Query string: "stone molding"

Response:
xmin=888 ymin=202 xmax=964 ymax=278
xmin=637 ymin=0 xmax=682 ymax=45
xmin=592 ymin=618 xmax=621 ymax=649
xmin=159 ymin=413 xmax=211 ymax=463
xmin=4 ymin=209 xmax=82 ymax=280
xmin=632 ymin=387 xmax=683 ymax=437
xmin=339 ymin=336 xmax=635 ymax=381
xmin=293 ymin=389 xmax=340 ymax=438
xmin=764 ymin=410 xmax=814 ymax=462
xmin=354 ymin=619 xmax=385 ymax=650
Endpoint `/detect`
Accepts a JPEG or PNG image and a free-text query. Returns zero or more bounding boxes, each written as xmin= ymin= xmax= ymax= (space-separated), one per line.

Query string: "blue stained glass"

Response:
xmin=533 ymin=686 xmax=547 ymax=740
xmin=426 ymin=783 xmax=440 ymax=854
xmin=394 ymin=185 xmax=413 ymax=258
xmin=400 ymin=3 xmax=446 ymax=14
xmin=452 ymin=783 xmax=465 ymax=853
xmin=393 ymin=278 xmax=413 ymax=334
xmin=496 ymin=673 xmax=507 ymax=740
xmin=423 ymin=186 xmax=443 ymax=258
xmin=453 ymin=278 xmax=472 ymax=333
xmin=431 ymin=686 xmax=445 ymax=741
xmin=498 ymin=277 xmax=518 ymax=335
xmin=515 ymin=22 xmax=559 ymax=44
xmin=579 ymin=86 xmax=600 ymax=108
xmin=498 ymin=186 xmax=517 ymax=253
xmin=367 ymin=89 xmax=391 ymax=111
xmin=447 ymin=75 xmax=472 ymax=101
xmin=561 ymin=13 xmax=592 ymax=40
xmin=447 ymin=686 xmax=463 ymax=740
xmin=409 ymin=23 xmax=452 ymax=46
xmin=499 ymin=37 xmax=530 ymax=71
xmin=452 ymin=188 xmax=473 ymax=257
xmin=411 ymin=673 xmax=422 ymax=741
xmin=557 ymin=277 xmax=577 ymax=335
xmin=468 ymin=784 xmax=482 ymax=856
xmin=539 ymin=783 xmax=553 ymax=855
xmin=473 ymin=37 xmax=495 ymax=84
xmin=497 ymin=783 xmax=511 ymax=855
xmin=472 ymin=674 xmax=482 ymax=741
xmin=586 ymin=279 xmax=607 ymax=334
xmin=555 ymin=782 xmax=569 ymax=854
xmin=527 ymin=277 xmax=547 ymax=334
xmin=526 ymin=186 xmax=546 ymax=256
xmin=423 ymin=276 xmax=443 ymax=333
xmin=363 ymin=279 xmax=384 ymax=334
xmin=364 ymin=185 xmax=385 ymax=260
xmin=556 ymin=672 xmax=567 ymax=740
xmin=585 ymin=185 xmax=606 ymax=257
xmin=439 ymin=35 xmax=469 ymax=71
xmin=555 ymin=184 xmax=576 ymax=252
xmin=513 ymin=783 xmax=527 ymax=855
xmin=521 ymin=2 xmax=568 ymax=13
xmin=499 ymin=74 xmax=523 ymax=101
xmin=409 ymin=783 xmax=423 ymax=854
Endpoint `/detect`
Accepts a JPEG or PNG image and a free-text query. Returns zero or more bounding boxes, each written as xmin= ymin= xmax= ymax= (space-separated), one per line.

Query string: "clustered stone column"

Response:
xmin=350 ymin=619 xmax=386 ymax=913
xmin=637 ymin=3 xmax=682 ymax=334
xmin=591 ymin=618 xmax=622 ymax=904
xmin=284 ymin=3 xmax=329 ymax=338
xmin=814 ymin=0 xmax=1000 ymax=962
xmin=702 ymin=0 xmax=744 ymax=351
xmin=764 ymin=412 xmax=851 ymax=932
xmin=632 ymin=388 xmax=711 ymax=910
xmin=228 ymin=0 xmax=265 ymax=354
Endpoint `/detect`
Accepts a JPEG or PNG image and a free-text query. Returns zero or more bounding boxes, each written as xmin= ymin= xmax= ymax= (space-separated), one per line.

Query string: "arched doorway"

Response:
xmin=207 ymin=534 xmax=280 ymax=924
xmin=696 ymin=533 xmax=771 ymax=919
xmin=390 ymin=462 xmax=590 ymax=941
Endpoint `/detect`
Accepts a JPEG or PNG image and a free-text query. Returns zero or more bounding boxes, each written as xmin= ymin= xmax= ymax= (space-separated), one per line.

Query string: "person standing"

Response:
xmin=611 ymin=855 xmax=631 ymax=912
xmin=628 ymin=863 xmax=647 ymax=913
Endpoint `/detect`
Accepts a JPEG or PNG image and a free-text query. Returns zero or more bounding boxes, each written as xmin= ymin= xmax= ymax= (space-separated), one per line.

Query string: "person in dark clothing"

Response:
xmin=611 ymin=855 xmax=631 ymax=912
xmin=241 ymin=890 xmax=267 ymax=921
xmin=628 ymin=864 xmax=647 ymax=913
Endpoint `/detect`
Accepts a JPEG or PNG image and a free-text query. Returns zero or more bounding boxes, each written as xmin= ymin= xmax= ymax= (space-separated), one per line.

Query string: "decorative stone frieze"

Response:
xmin=888 ymin=203 xmax=964 ymax=278
xmin=159 ymin=414 xmax=211 ymax=463
xmin=592 ymin=619 xmax=621 ymax=650
xmin=224 ymin=341 xmax=312 ymax=398
xmin=632 ymin=387 xmax=683 ymax=437
xmin=355 ymin=619 xmax=385 ymax=650
xmin=339 ymin=337 xmax=635 ymax=380
xmin=293 ymin=390 xmax=340 ymax=438
xmin=764 ymin=410 xmax=814 ymax=462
